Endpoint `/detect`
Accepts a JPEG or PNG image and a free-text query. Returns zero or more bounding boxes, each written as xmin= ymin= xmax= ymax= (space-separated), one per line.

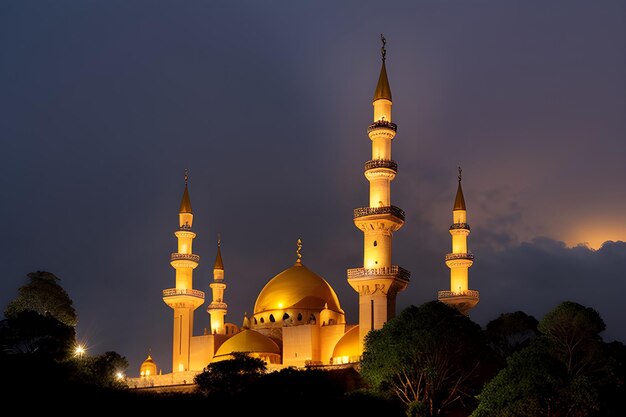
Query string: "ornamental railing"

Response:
xmin=170 ymin=253 xmax=200 ymax=263
xmin=364 ymin=159 xmax=398 ymax=172
xmin=445 ymin=252 xmax=475 ymax=261
xmin=162 ymin=288 xmax=205 ymax=299
xmin=347 ymin=265 xmax=411 ymax=282
xmin=354 ymin=205 xmax=405 ymax=222
xmin=368 ymin=120 xmax=397 ymax=133
xmin=449 ymin=223 xmax=470 ymax=230
xmin=208 ymin=301 xmax=228 ymax=310
xmin=438 ymin=290 xmax=480 ymax=299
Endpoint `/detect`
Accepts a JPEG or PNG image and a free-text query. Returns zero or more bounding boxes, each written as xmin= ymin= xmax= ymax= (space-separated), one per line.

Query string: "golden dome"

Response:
xmin=253 ymin=262 xmax=342 ymax=315
xmin=140 ymin=354 xmax=157 ymax=376
xmin=214 ymin=329 xmax=280 ymax=359
xmin=332 ymin=325 xmax=360 ymax=359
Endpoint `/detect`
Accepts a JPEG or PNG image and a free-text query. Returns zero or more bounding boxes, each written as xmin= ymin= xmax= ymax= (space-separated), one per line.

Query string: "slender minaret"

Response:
xmin=438 ymin=167 xmax=479 ymax=315
xmin=162 ymin=171 xmax=205 ymax=372
xmin=347 ymin=36 xmax=410 ymax=354
xmin=207 ymin=235 xmax=227 ymax=334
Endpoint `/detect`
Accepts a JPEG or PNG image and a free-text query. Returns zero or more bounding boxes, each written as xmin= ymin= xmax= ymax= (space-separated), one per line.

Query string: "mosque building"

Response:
xmin=131 ymin=40 xmax=479 ymax=387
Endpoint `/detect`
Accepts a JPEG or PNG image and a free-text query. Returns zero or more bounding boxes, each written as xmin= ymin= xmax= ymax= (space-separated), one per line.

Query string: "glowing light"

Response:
xmin=115 ymin=372 xmax=124 ymax=380
xmin=278 ymin=303 xmax=283 ymax=308
xmin=74 ymin=344 xmax=86 ymax=358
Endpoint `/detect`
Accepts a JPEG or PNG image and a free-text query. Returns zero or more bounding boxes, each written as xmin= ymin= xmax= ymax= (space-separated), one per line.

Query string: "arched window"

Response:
xmin=297 ymin=313 xmax=303 ymax=321
xmin=269 ymin=314 xmax=275 ymax=323
xmin=260 ymin=317 xmax=265 ymax=324
xmin=254 ymin=317 xmax=258 ymax=324
xmin=282 ymin=312 xmax=290 ymax=321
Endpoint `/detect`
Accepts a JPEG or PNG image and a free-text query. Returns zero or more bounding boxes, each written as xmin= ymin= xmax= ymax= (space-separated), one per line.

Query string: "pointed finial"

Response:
xmin=217 ymin=233 xmax=221 ymax=247
xmin=380 ymin=34 xmax=387 ymax=62
xmin=296 ymin=238 xmax=302 ymax=263
xmin=184 ymin=169 xmax=189 ymax=185
xmin=458 ymin=166 xmax=462 ymax=182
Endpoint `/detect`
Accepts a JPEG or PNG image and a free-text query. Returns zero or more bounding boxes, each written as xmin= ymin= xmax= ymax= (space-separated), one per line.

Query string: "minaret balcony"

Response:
xmin=162 ymin=288 xmax=205 ymax=299
xmin=438 ymin=289 xmax=479 ymax=299
xmin=347 ymin=265 xmax=411 ymax=282
xmin=450 ymin=223 xmax=471 ymax=231
xmin=367 ymin=120 xmax=397 ymax=133
xmin=438 ymin=290 xmax=480 ymax=314
xmin=208 ymin=301 xmax=228 ymax=310
xmin=364 ymin=159 xmax=397 ymax=173
xmin=445 ymin=252 xmax=475 ymax=261
xmin=354 ymin=205 xmax=405 ymax=222
xmin=170 ymin=253 xmax=200 ymax=263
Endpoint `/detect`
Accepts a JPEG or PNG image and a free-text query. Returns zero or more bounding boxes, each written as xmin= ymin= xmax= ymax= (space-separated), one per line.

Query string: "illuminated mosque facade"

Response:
xmin=134 ymin=41 xmax=479 ymax=385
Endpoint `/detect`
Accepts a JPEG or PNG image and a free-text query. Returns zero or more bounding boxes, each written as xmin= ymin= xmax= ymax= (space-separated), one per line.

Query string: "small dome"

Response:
xmin=254 ymin=262 xmax=342 ymax=314
xmin=214 ymin=329 xmax=280 ymax=359
xmin=140 ymin=354 xmax=157 ymax=377
xmin=332 ymin=325 xmax=360 ymax=363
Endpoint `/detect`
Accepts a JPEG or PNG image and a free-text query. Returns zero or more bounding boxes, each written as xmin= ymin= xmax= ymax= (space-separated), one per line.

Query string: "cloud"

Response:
xmin=470 ymin=239 xmax=626 ymax=344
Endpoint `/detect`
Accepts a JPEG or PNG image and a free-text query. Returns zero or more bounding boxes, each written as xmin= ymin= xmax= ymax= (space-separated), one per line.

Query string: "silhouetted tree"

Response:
xmin=5 ymin=271 xmax=77 ymax=327
xmin=361 ymin=301 xmax=489 ymax=416
xmin=194 ymin=352 xmax=266 ymax=396
xmin=538 ymin=301 xmax=605 ymax=377
xmin=486 ymin=311 xmax=538 ymax=360
xmin=74 ymin=351 xmax=129 ymax=388
xmin=473 ymin=301 xmax=619 ymax=417
xmin=0 ymin=310 xmax=75 ymax=359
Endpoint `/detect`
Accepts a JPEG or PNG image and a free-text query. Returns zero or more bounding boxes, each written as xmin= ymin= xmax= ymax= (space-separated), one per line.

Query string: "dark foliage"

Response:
xmin=473 ymin=301 xmax=624 ymax=416
xmin=361 ymin=301 xmax=494 ymax=416
xmin=0 ymin=310 xmax=75 ymax=358
xmin=485 ymin=311 xmax=538 ymax=361
xmin=5 ymin=271 xmax=77 ymax=327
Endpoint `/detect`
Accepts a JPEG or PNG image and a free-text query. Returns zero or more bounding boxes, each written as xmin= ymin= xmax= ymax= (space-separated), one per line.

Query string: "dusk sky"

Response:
xmin=1 ymin=1 xmax=625 ymax=373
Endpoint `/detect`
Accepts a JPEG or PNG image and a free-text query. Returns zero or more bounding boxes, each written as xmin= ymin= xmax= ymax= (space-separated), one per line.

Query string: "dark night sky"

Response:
xmin=1 ymin=1 xmax=625 ymax=374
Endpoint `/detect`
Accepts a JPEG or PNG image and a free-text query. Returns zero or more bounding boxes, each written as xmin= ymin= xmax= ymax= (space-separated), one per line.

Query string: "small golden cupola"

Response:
xmin=140 ymin=353 xmax=158 ymax=377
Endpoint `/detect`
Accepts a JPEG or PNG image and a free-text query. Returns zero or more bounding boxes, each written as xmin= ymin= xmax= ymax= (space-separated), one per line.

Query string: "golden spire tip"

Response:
xmin=296 ymin=238 xmax=302 ymax=264
xmin=184 ymin=169 xmax=189 ymax=185
xmin=458 ymin=166 xmax=462 ymax=182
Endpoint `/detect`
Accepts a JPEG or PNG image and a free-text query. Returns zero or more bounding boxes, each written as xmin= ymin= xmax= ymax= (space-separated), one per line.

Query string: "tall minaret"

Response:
xmin=438 ymin=168 xmax=479 ymax=315
xmin=162 ymin=171 xmax=205 ymax=372
xmin=207 ymin=236 xmax=227 ymax=334
xmin=347 ymin=36 xmax=410 ymax=354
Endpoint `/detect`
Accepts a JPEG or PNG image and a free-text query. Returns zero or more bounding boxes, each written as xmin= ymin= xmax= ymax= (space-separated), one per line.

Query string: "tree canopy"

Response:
xmin=486 ymin=310 xmax=538 ymax=360
xmin=5 ymin=271 xmax=77 ymax=327
xmin=0 ymin=310 xmax=75 ymax=358
xmin=194 ymin=352 xmax=267 ymax=396
xmin=473 ymin=301 xmax=623 ymax=417
xmin=361 ymin=301 xmax=490 ymax=416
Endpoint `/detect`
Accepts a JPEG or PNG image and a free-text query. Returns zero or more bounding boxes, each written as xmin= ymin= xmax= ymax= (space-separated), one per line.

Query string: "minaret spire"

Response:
xmin=179 ymin=169 xmax=193 ymax=215
xmin=373 ymin=34 xmax=392 ymax=102
xmin=208 ymin=235 xmax=227 ymax=334
xmin=454 ymin=166 xmax=466 ymax=210
xmin=347 ymin=39 xmax=410 ymax=355
xmin=439 ymin=168 xmax=479 ymax=315
xmin=214 ymin=234 xmax=224 ymax=270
